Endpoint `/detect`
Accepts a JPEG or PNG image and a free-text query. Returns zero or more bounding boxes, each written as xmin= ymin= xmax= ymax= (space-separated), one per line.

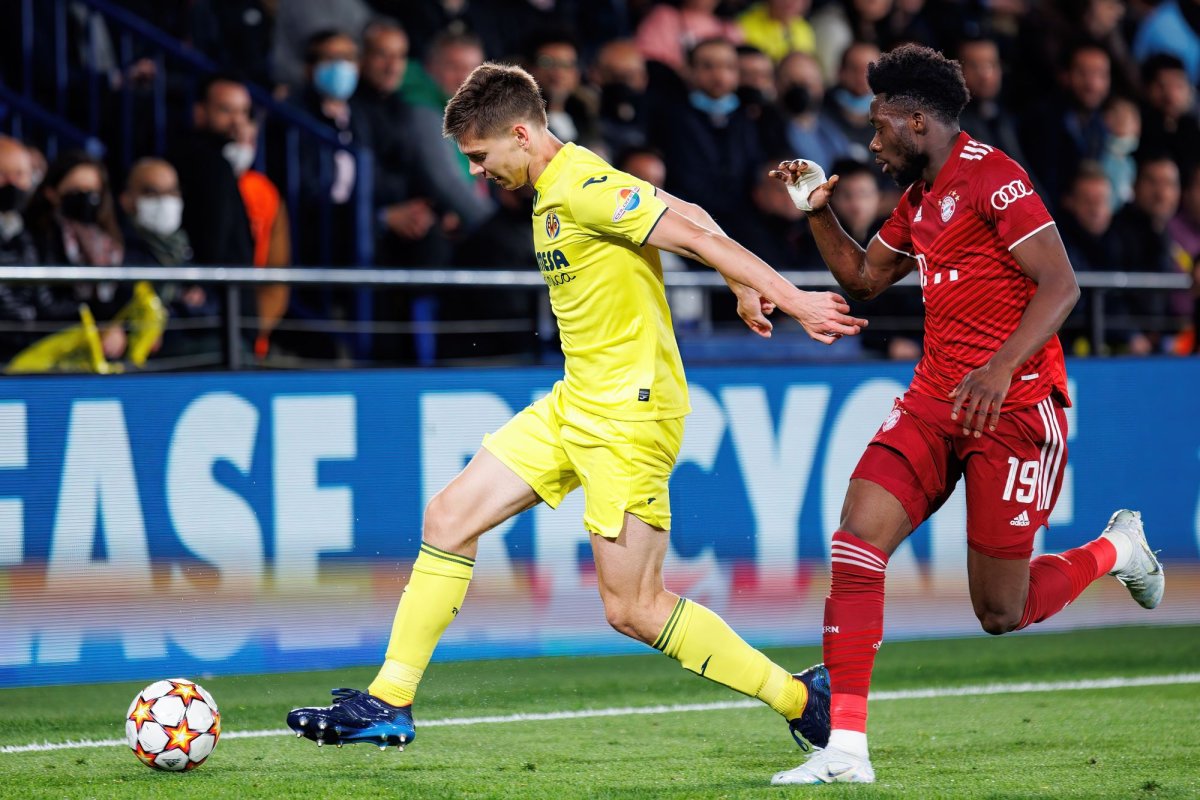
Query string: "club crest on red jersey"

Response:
xmin=940 ymin=191 xmax=959 ymax=223
xmin=881 ymin=406 xmax=901 ymax=432
xmin=545 ymin=210 xmax=561 ymax=239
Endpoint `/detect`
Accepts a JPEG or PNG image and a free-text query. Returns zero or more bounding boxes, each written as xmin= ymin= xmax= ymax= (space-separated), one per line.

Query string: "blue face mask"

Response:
xmin=313 ymin=60 xmax=359 ymax=100
xmin=833 ymin=87 xmax=874 ymax=116
xmin=689 ymin=90 xmax=741 ymax=117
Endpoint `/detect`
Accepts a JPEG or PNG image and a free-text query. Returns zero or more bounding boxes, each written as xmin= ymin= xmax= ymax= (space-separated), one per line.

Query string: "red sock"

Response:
xmin=1016 ymin=538 xmax=1114 ymax=630
xmin=824 ymin=530 xmax=888 ymax=733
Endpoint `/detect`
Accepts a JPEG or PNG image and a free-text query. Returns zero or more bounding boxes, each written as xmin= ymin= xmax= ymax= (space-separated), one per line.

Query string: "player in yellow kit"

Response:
xmin=287 ymin=62 xmax=867 ymax=756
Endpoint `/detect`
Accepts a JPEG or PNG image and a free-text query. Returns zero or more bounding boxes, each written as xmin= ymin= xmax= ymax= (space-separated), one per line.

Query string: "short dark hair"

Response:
xmin=197 ymin=72 xmax=248 ymax=105
xmin=1141 ymin=52 xmax=1188 ymax=85
xmin=867 ymin=44 xmax=970 ymax=123
xmin=443 ymin=62 xmax=549 ymax=141
xmin=687 ymin=37 xmax=735 ymax=67
xmin=305 ymin=29 xmax=353 ymax=65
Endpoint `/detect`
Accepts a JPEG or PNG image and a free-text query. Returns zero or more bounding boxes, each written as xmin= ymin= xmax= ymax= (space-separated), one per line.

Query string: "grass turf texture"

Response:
xmin=1 ymin=625 xmax=1197 ymax=799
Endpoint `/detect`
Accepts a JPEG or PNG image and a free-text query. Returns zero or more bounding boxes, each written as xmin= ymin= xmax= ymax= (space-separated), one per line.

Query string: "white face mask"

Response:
xmin=222 ymin=142 xmax=256 ymax=176
xmin=135 ymin=195 xmax=184 ymax=236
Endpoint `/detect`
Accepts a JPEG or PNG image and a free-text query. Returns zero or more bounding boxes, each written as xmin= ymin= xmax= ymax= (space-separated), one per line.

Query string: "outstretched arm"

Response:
xmin=770 ymin=160 xmax=915 ymax=301
xmin=654 ymin=189 xmax=777 ymax=336
xmin=645 ymin=205 xmax=867 ymax=344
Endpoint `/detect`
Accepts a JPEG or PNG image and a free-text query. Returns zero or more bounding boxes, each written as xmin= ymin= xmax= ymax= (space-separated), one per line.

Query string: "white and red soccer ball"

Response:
xmin=126 ymin=678 xmax=220 ymax=771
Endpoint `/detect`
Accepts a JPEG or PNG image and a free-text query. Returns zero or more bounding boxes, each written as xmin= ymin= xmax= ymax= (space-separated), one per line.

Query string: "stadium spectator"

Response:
xmin=736 ymin=0 xmax=816 ymax=63
xmin=352 ymin=19 xmax=447 ymax=268
xmin=957 ymin=38 xmax=1027 ymax=167
xmin=1020 ymin=41 xmax=1112 ymax=211
xmin=0 ymin=137 xmax=44 ymax=359
xmin=21 ymin=151 xmax=139 ymax=366
xmin=402 ymin=32 xmax=495 ymax=233
xmin=736 ymin=45 xmax=790 ymax=156
xmin=1138 ymin=54 xmax=1200 ymax=180
xmin=282 ymin=29 xmax=371 ymax=267
xmin=227 ymin=116 xmax=291 ymax=360
xmin=526 ymin=30 xmax=601 ymax=148
xmin=1056 ymin=162 xmax=1118 ymax=351
xmin=1132 ymin=0 xmax=1200 ymax=84
xmin=739 ymin=158 xmax=812 ymax=269
xmin=823 ymin=41 xmax=882 ymax=163
xmin=776 ymin=52 xmax=855 ymax=176
xmin=648 ymin=38 xmax=765 ymax=243
xmin=271 ymin=0 xmax=372 ymax=91
xmin=120 ymin=158 xmax=222 ymax=362
xmin=635 ymin=0 xmax=743 ymax=73
xmin=587 ymin=39 xmax=652 ymax=152
xmin=737 ymin=45 xmax=777 ymax=104
xmin=1099 ymin=96 xmax=1140 ymax=211
xmin=772 ymin=44 xmax=1164 ymax=786
xmin=1109 ymin=154 xmax=1182 ymax=353
xmin=171 ymin=74 xmax=255 ymax=268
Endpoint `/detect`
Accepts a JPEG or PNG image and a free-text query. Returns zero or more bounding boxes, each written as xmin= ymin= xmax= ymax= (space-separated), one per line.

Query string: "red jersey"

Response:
xmin=876 ymin=132 xmax=1071 ymax=410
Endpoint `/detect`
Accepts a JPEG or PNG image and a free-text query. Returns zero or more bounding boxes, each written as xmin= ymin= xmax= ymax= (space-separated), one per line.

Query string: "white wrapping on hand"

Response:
xmin=785 ymin=160 xmax=827 ymax=212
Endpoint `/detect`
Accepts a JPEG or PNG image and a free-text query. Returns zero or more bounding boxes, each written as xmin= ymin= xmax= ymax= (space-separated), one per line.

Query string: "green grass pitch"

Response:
xmin=1 ymin=625 xmax=1198 ymax=799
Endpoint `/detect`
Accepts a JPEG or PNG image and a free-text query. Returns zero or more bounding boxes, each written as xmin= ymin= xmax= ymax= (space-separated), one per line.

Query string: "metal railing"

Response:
xmin=0 ymin=265 xmax=1190 ymax=371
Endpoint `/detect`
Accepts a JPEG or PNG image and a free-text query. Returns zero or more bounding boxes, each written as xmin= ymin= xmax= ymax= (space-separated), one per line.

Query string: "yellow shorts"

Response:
xmin=482 ymin=384 xmax=684 ymax=538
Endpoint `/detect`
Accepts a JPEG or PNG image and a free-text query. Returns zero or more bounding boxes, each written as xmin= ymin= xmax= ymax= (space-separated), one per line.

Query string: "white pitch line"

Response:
xmin=3 ymin=672 xmax=1198 ymax=755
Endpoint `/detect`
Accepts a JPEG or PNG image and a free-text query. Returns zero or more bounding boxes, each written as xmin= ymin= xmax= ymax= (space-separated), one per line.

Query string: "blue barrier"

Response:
xmin=1 ymin=359 xmax=1197 ymax=687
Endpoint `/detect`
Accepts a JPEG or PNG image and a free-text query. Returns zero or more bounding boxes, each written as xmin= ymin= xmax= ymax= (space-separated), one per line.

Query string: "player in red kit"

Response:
xmin=769 ymin=44 xmax=1165 ymax=785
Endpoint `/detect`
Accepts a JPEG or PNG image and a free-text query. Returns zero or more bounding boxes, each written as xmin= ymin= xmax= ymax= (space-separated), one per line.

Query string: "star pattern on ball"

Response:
xmin=210 ymin=712 xmax=222 ymax=738
xmin=168 ymin=681 xmax=202 ymax=704
xmin=129 ymin=696 xmax=155 ymax=729
xmin=163 ymin=719 xmax=200 ymax=754
xmin=133 ymin=743 xmax=158 ymax=768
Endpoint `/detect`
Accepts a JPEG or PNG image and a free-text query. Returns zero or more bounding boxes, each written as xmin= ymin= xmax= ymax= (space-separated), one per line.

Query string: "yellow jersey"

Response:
xmin=531 ymin=142 xmax=689 ymax=421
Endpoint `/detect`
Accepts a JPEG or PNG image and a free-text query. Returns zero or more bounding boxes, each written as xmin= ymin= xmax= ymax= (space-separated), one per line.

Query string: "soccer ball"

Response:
xmin=125 ymin=678 xmax=221 ymax=771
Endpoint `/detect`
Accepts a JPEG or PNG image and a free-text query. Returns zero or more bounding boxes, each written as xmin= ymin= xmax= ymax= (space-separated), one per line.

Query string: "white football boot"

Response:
xmin=771 ymin=747 xmax=876 ymax=785
xmin=1104 ymin=510 xmax=1165 ymax=609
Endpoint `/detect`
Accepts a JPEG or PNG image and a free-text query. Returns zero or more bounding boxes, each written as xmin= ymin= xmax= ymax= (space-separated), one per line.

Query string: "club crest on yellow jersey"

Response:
xmin=545 ymin=210 xmax=561 ymax=239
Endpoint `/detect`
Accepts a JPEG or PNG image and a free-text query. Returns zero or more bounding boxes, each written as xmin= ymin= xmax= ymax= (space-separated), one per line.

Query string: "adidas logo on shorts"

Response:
xmin=1009 ymin=510 xmax=1031 ymax=527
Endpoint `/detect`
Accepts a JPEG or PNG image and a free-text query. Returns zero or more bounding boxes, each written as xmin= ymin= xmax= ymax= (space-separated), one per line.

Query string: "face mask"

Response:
xmin=782 ymin=85 xmax=814 ymax=115
xmin=222 ymin=142 xmax=257 ymax=176
xmin=689 ymin=90 xmax=740 ymax=117
xmin=0 ymin=183 xmax=29 ymax=213
xmin=737 ymin=85 xmax=767 ymax=107
xmin=59 ymin=190 xmax=102 ymax=224
xmin=833 ymin=87 xmax=874 ymax=116
xmin=135 ymin=195 xmax=184 ymax=236
xmin=313 ymin=60 xmax=359 ymax=101
xmin=1109 ymin=135 xmax=1138 ymax=157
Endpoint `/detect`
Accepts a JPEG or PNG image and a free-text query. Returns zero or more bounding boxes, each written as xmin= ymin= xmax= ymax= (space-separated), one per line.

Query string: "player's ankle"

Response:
xmin=827 ymin=729 xmax=869 ymax=759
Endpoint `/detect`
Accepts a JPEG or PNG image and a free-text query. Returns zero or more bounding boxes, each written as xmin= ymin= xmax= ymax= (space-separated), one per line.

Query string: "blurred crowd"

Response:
xmin=1 ymin=0 xmax=1198 ymax=369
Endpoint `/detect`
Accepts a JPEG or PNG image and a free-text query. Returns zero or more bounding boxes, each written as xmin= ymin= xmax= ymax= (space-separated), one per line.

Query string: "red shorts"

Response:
xmin=851 ymin=390 xmax=1068 ymax=559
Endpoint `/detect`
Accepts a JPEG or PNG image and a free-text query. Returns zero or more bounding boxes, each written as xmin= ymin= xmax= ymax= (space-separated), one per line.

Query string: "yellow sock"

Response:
xmin=655 ymin=597 xmax=807 ymax=719
xmin=367 ymin=543 xmax=474 ymax=707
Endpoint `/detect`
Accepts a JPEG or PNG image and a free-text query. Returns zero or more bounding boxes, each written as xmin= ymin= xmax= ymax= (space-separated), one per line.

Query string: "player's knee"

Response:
xmin=422 ymin=491 xmax=466 ymax=549
xmin=601 ymin=596 xmax=657 ymax=642
xmin=977 ymin=609 xmax=1020 ymax=635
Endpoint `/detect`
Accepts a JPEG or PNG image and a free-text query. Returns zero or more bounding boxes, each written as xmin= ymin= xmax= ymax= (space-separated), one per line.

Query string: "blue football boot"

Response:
xmin=787 ymin=664 xmax=831 ymax=751
xmin=287 ymin=688 xmax=416 ymax=750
